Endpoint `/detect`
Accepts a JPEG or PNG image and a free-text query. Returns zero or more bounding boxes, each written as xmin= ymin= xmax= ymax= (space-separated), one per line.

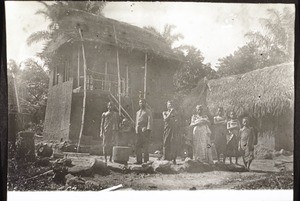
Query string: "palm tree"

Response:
xmin=66 ymin=1 xmax=106 ymax=16
xmin=26 ymin=1 xmax=65 ymax=46
xmin=143 ymin=24 xmax=184 ymax=48
xmin=245 ymin=7 xmax=294 ymax=62
xmin=27 ymin=1 xmax=106 ymax=46
xmin=162 ymin=24 xmax=184 ymax=48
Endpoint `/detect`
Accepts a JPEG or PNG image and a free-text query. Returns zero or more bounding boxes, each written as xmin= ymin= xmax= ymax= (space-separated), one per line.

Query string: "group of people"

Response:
xmin=160 ymin=102 xmax=258 ymax=170
xmin=186 ymin=105 xmax=257 ymax=170
xmin=100 ymin=99 xmax=257 ymax=170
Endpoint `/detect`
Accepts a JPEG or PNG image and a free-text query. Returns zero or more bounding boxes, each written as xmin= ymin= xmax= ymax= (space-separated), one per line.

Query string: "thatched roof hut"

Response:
xmin=43 ymin=9 xmax=184 ymax=62
xmin=182 ymin=63 xmax=294 ymax=151
xmin=42 ymin=8 xmax=183 ymax=146
xmin=182 ymin=63 xmax=294 ymax=118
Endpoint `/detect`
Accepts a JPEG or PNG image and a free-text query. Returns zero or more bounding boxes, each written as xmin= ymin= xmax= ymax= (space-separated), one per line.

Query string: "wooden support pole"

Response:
xmin=77 ymin=47 xmax=80 ymax=87
xmin=104 ymin=62 xmax=108 ymax=90
xmin=144 ymin=53 xmax=148 ymax=99
xmin=126 ymin=65 xmax=129 ymax=96
xmin=113 ymin=24 xmax=121 ymax=116
xmin=77 ymin=28 xmax=88 ymax=153
xmin=116 ymin=50 xmax=121 ymax=116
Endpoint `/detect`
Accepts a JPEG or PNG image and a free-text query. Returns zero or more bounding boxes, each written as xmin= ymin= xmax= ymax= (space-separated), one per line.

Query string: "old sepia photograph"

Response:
xmin=5 ymin=0 xmax=295 ymax=195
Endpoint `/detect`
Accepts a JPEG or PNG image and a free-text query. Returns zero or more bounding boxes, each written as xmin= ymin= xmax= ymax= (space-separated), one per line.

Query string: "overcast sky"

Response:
xmin=5 ymin=1 xmax=294 ymax=68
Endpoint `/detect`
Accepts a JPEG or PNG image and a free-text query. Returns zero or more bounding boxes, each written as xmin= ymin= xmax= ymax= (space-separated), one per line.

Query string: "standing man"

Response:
xmin=135 ymin=99 xmax=153 ymax=164
xmin=100 ymin=102 xmax=119 ymax=163
xmin=162 ymin=100 xmax=178 ymax=164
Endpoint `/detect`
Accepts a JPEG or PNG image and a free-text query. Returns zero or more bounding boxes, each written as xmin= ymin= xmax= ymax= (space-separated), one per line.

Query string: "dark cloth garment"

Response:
xmin=226 ymin=135 xmax=238 ymax=157
xmin=100 ymin=111 xmax=118 ymax=156
xmin=212 ymin=116 xmax=227 ymax=156
xmin=135 ymin=108 xmax=153 ymax=163
xmin=226 ymin=119 xmax=240 ymax=157
xmin=136 ymin=130 xmax=150 ymax=163
xmin=162 ymin=109 xmax=179 ymax=161
xmin=239 ymin=126 xmax=255 ymax=162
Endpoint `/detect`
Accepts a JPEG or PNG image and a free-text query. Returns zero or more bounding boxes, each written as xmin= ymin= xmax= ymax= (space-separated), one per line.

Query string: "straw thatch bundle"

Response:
xmin=182 ymin=63 xmax=294 ymax=119
xmin=43 ymin=9 xmax=183 ymax=62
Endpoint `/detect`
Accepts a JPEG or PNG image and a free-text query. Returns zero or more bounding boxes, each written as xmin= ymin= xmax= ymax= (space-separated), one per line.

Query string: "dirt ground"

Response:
xmin=8 ymin=153 xmax=293 ymax=191
xmin=93 ymin=156 xmax=293 ymax=190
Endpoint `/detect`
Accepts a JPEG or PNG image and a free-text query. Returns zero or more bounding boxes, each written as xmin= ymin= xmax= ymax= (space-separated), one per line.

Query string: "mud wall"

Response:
xmin=43 ymin=79 xmax=73 ymax=141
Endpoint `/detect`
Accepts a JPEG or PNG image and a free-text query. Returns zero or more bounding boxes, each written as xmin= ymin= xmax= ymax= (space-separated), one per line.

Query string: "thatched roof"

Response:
xmin=44 ymin=9 xmax=183 ymax=62
xmin=182 ymin=63 xmax=294 ymax=118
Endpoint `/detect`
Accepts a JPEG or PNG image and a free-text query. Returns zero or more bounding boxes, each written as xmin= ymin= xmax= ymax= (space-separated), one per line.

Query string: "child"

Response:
xmin=118 ymin=118 xmax=134 ymax=147
xmin=239 ymin=117 xmax=256 ymax=170
xmin=226 ymin=111 xmax=240 ymax=164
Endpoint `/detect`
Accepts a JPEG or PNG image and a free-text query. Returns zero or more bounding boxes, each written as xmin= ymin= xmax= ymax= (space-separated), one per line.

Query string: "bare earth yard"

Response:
xmin=8 ymin=153 xmax=293 ymax=191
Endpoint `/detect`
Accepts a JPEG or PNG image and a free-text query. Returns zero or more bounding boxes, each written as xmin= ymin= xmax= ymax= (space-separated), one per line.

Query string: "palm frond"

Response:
xmin=27 ymin=31 xmax=51 ymax=46
xmin=266 ymin=8 xmax=282 ymax=24
xmin=37 ymin=1 xmax=51 ymax=10
xmin=35 ymin=10 xmax=49 ymax=19
xmin=245 ymin=31 xmax=271 ymax=45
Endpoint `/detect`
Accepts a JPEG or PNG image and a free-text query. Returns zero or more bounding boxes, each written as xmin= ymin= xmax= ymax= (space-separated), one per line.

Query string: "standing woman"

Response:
xmin=213 ymin=107 xmax=227 ymax=163
xmin=190 ymin=105 xmax=213 ymax=164
xmin=226 ymin=111 xmax=241 ymax=164
xmin=162 ymin=100 xmax=178 ymax=164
